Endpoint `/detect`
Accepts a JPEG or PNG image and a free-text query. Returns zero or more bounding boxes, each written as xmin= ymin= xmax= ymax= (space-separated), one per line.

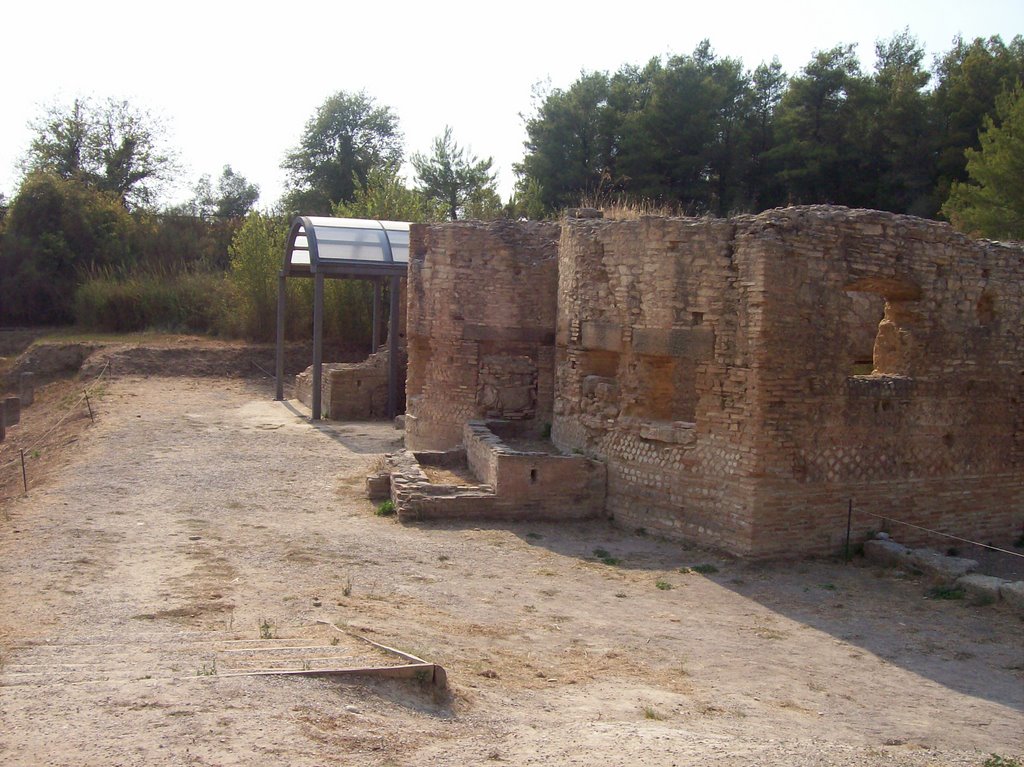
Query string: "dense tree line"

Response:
xmin=3 ymin=31 xmax=1022 ymax=330
xmin=281 ymin=91 xmax=501 ymax=220
xmin=515 ymin=33 xmax=1024 ymax=223
xmin=0 ymin=100 xmax=261 ymax=324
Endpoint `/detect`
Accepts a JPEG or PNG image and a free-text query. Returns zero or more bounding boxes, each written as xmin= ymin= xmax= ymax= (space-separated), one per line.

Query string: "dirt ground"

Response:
xmin=0 ymin=374 xmax=1021 ymax=766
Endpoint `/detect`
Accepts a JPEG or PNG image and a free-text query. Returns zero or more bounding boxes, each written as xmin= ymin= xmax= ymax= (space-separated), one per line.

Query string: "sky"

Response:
xmin=2 ymin=0 xmax=1022 ymax=209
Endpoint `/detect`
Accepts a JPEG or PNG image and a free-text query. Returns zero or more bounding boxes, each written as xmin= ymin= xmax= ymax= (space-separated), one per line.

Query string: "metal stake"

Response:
xmin=20 ymin=449 xmax=28 ymax=493
xmin=844 ymin=499 xmax=853 ymax=562
xmin=85 ymin=393 xmax=95 ymax=423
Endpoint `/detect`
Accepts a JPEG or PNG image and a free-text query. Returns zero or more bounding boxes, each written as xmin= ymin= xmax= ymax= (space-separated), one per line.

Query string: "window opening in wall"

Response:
xmin=844 ymin=277 xmax=921 ymax=377
xmin=844 ymin=290 xmax=885 ymax=375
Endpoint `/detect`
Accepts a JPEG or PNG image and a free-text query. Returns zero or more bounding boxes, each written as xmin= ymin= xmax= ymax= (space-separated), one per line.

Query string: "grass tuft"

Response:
xmin=592 ymin=547 xmax=622 ymax=566
xmin=984 ymin=756 xmax=1022 ymax=767
xmin=927 ymin=585 xmax=965 ymax=600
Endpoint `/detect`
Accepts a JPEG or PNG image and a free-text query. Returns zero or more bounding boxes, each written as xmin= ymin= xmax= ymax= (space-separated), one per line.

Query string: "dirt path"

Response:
xmin=1 ymin=377 xmax=1021 ymax=766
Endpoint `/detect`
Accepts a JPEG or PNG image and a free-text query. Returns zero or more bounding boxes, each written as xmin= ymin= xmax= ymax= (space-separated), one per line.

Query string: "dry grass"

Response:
xmin=575 ymin=191 xmax=690 ymax=220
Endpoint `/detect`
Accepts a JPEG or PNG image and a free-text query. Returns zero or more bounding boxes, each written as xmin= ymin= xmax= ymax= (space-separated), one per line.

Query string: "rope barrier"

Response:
xmin=20 ymin=362 xmax=108 ymax=455
xmin=0 ymin=362 xmax=110 ymax=494
xmin=854 ymin=506 xmax=1024 ymax=560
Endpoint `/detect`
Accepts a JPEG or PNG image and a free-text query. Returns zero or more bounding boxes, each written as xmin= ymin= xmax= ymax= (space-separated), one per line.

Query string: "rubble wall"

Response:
xmin=404 ymin=221 xmax=561 ymax=450
xmin=295 ymin=348 xmax=406 ymax=420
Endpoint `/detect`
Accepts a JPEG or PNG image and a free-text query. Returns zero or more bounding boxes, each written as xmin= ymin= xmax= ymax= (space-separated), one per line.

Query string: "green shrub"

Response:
xmin=927 ymin=585 xmax=965 ymax=600
xmin=223 ymin=211 xmax=374 ymax=345
xmin=983 ymin=755 xmax=1022 ymax=767
xmin=224 ymin=211 xmax=290 ymax=340
xmin=0 ymin=173 xmax=134 ymax=324
xmin=224 ymin=207 xmax=380 ymax=342
xmin=690 ymin=563 xmax=719 ymax=575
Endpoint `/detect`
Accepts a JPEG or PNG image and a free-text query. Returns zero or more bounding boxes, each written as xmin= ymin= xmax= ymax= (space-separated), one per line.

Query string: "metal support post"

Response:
xmin=372 ymin=278 xmax=382 ymax=352
xmin=275 ymin=272 xmax=286 ymax=401
xmin=312 ymin=271 xmax=325 ymax=420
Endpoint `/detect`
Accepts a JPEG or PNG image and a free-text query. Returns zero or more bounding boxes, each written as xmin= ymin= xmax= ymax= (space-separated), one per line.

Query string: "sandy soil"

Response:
xmin=1 ymin=375 xmax=1021 ymax=766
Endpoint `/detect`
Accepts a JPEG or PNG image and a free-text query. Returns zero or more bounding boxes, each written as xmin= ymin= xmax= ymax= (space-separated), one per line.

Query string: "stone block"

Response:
xmin=3 ymin=396 xmax=20 ymax=427
xmin=580 ymin=322 xmax=623 ymax=352
xmin=998 ymin=581 xmax=1024 ymax=614
xmin=639 ymin=420 xmax=697 ymax=446
xmin=956 ymin=574 xmax=1005 ymax=605
xmin=365 ymin=472 xmax=391 ymax=500
xmin=19 ymin=372 xmax=35 ymax=406
xmin=908 ymin=549 xmax=977 ymax=584
xmin=463 ymin=324 xmax=554 ymax=344
xmin=863 ymin=538 xmax=913 ymax=568
xmin=632 ymin=327 xmax=714 ymax=358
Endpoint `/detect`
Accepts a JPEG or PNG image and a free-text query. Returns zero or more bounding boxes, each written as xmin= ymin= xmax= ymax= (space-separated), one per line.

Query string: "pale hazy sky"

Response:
xmin=2 ymin=1 xmax=1022 ymax=208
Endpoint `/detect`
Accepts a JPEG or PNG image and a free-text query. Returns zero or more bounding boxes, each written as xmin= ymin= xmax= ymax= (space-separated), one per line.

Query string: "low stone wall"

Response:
xmin=388 ymin=449 xmax=498 ymax=521
xmin=864 ymin=535 xmax=1024 ymax=616
xmin=464 ymin=421 xmax=605 ymax=518
xmin=296 ymin=348 xmax=405 ymax=420
xmin=389 ymin=421 xmax=605 ymax=523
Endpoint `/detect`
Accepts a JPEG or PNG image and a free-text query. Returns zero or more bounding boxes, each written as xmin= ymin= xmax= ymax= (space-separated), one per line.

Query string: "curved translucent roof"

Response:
xmin=284 ymin=216 xmax=410 ymax=277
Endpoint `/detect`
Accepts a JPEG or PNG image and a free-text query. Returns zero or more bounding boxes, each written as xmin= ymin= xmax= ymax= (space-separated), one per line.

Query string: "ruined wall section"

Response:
xmin=295 ymin=348 xmax=406 ymax=420
xmin=741 ymin=206 xmax=1024 ymax=554
xmin=552 ymin=216 xmax=762 ymax=551
xmin=405 ymin=221 xmax=561 ymax=451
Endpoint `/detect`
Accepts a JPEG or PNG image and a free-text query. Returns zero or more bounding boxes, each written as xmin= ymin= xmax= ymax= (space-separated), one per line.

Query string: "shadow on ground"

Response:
xmin=406 ymin=516 xmax=1024 ymax=713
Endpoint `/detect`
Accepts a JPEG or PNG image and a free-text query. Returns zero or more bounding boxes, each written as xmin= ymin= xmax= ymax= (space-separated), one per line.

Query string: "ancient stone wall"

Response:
xmin=737 ymin=207 xmax=1024 ymax=554
xmin=404 ymin=220 xmax=561 ymax=450
xmin=552 ymin=216 xmax=762 ymax=551
xmin=295 ymin=347 xmax=406 ymax=420
xmin=554 ymin=207 xmax=1023 ymax=556
xmin=404 ymin=209 xmax=1024 ymax=557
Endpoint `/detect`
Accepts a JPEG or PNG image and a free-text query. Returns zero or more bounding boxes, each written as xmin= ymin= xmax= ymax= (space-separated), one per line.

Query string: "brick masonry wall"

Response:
xmin=738 ymin=206 xmax=1023 ymax=555
xmin=552 ymin=215 xmax=762 ymax=552
xmin=295 ymin=348 xmax=406 ymax=420
xmin=405 ymin=221 xmax=561 ymax=450
xmin=406 ymin=209 xmax=1024 ymax=557
xmin=463 ymin=421 xmax=605 ymax=517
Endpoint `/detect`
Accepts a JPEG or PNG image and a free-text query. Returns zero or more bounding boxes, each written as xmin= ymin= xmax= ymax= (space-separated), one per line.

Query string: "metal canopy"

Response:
xmin=275 ymin=216 xmax=409 ymax=420
xmin=284 ymin=216 xmax=409 ymax=277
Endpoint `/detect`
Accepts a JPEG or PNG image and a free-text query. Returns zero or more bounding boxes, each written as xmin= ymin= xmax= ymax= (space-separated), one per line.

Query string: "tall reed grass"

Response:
xmin=72 ymin=210 xmax=378 ymax=347
xmin=73 ymin=264 xmax=229 ymax=334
